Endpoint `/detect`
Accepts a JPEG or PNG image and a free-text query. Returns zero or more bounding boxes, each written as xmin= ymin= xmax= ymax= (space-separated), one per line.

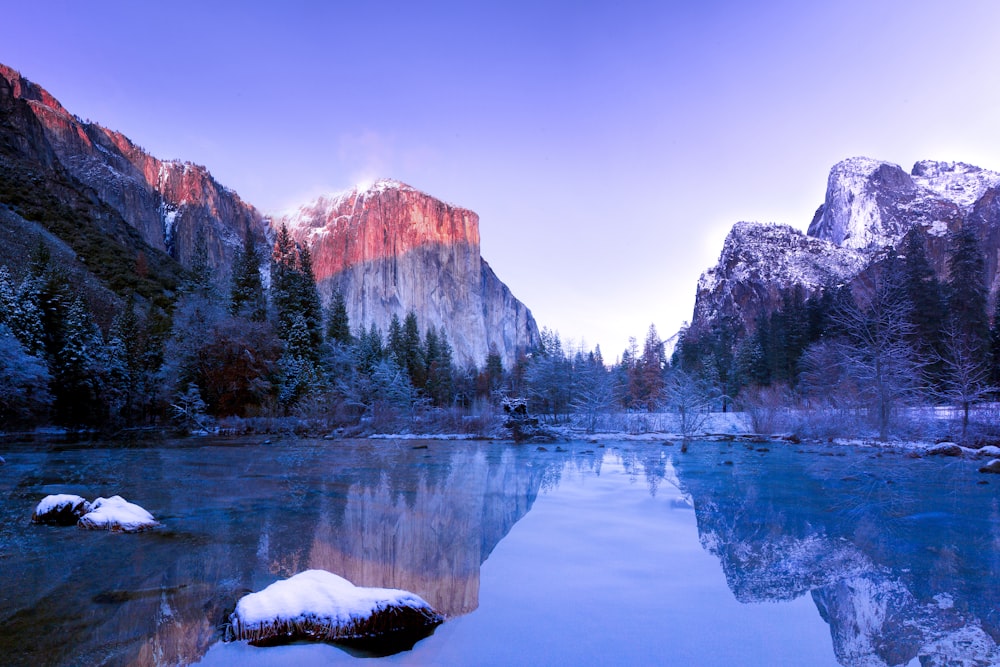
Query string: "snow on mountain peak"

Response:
xmin=911 ymin=160 xmax=1000 ymax=211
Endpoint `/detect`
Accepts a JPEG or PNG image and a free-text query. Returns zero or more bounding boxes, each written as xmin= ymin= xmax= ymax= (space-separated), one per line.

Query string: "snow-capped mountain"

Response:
xmin=690 ymin=157 xmax=1000 ymax=335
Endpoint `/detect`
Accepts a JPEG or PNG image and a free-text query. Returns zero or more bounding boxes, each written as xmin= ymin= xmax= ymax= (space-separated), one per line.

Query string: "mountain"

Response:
xmin=277 ymin=180 xmax=539 ymax=367
xmin=0 ymin=63 xmax=267 ymax=285
xmin=689 ymin=157 xmax=1000 ymax=335
xmin=0 ymin=64 xmax=536 ymax=365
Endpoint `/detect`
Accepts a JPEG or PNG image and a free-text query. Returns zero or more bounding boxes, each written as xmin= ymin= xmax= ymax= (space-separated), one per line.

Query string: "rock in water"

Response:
xmin=227 ymin=570 xmax=443 ymax=653
xmin=31 ymin=494 xmax=92 ymax=526
xmin=77 ymin=495 xmax=159 ymax=532
xmin=980 ymin=459 xmax=1000 ymax=474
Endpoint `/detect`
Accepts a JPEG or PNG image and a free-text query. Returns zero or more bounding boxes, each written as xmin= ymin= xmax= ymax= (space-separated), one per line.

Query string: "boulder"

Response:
xmin=31 ymin=494 xmax=92 ymax=526
xmin=979 ymin=459 xmax=1000 ymax=474
xmin=975 ymin=445 xmax=1000 ymax=458
xmin=925 ymin=442 xmax=963 ymax=457
xmin=77 ymin=495 xmax=159 ymax=532
xmin=227 ymin=570 xmax=443 ymax=653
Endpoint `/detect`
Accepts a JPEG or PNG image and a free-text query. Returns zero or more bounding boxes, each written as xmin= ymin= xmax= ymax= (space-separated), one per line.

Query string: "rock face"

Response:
xmin=0 ymin=64 xmax=268 ymax=280
xmin=278 ymin=180 xmax=539 ymax=367
xmin=692 ymin=221 xmax=865 ymax=333
xmin=691 ymin=157 xmax=1000 ymax=334
xmin=0 ymin=64 xmax=537 ymax=363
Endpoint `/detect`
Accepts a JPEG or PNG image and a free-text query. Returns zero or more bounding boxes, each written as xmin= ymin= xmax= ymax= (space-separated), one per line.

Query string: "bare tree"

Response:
xmin=829 ymin=270 xmax=920 ymax=441
xmin=661 ymin=368 xmax=719 ymax=450
xmin=934 ymin=321 xmax=996 ymax=443
xmin=570 ymin=360 xmax=618 ymax=433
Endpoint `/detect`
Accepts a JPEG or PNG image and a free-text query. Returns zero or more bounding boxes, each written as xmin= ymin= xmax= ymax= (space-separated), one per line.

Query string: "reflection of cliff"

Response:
xmin=674 ymin=447 xmax=1000 ymax=666
xmin=298 ymin=448 xmax=546 ymax=616
xmin=0 ymin=440 xmax=557 ymax=666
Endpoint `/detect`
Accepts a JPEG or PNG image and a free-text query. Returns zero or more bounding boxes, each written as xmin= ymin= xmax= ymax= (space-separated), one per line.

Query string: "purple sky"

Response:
xmin=5 ymin=1 xmax=1000 ymax=359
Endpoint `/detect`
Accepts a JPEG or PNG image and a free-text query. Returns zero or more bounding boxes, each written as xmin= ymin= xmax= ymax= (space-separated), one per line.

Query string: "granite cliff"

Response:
xmin=0 ymin=63 xmax=267 ymax=281
xmin=690 ymin=157 xmax=1000 ymax=335
xmin=278 ymin=180 xmax=539 ymax=367
xmin=0 ymin=64 xmax=537 ymax=364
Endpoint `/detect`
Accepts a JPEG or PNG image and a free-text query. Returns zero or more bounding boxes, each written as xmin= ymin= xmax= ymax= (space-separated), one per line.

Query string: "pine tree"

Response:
xmin=900 ymin=228 xmax=945 ymax=386
xmin=271 ymin=223 xmax=299 ymax=339
xmin=402 ymin=311 xmax=426 ymax=388
xmin=387 ymin=314 xmax=404 ymax=367
xmin=53 ymin=296 xmax=102 ymax=426
xmin=424 ymin=326 xmax=454 ymax=406
xmin=0 ymin=323 xmax=52 ymax=425
xmin=188 ymin=230 xmax=213 ymax=296
xmin=326 ymin=289 xmax=352 ymax=345
xmin=230 ymin=224 xmax=266 ymax=321
xmin=356 ymin=323 xmax=385 ymax=374
xmin=946 ymin=224 xmax=990 ymax=355
xmin=296 ymin=243 xmax=324 ymax=351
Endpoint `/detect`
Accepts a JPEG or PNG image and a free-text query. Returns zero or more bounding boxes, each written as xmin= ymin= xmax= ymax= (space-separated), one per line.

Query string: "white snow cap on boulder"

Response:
xmin=228 ymin=569 xmax=443 ymax=647
xmin=76 ymin=495 xmax=159 ymax=533
xmin=31 ymin=494 xmax=92 ymax=525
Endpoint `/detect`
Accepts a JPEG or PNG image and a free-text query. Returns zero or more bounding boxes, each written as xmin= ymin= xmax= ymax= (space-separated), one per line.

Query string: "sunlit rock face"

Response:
xmin=0 ymin=64 xmax=538 ymax=363
xmin=674 ymin=448 xmax=1000 ymax=666
xmin=0 ymin=64 xmax=267 ymax=281
xmin=690 ymin=157 xmax=1000 ymax=335
xmin=279 ymin=180 xmax=539 ymax=367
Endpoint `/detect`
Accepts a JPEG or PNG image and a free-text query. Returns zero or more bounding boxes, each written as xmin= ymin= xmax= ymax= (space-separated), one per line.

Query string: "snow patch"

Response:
xmin=926 ymin=220 xmax=949 ymax=237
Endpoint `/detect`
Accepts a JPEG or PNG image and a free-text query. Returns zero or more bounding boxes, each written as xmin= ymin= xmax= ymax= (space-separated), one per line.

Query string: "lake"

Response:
xmin=1 ymin=436 xmax=997 ymax=666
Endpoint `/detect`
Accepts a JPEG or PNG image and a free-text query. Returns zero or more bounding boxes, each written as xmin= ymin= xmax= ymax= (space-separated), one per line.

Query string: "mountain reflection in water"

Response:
xmin=2 ymin=437 xmax=997 ymax=666
xmin=672 ymin=442 xmax=1000 ymax=666
xmin=0 ymin=438 xmax=568 ymax=667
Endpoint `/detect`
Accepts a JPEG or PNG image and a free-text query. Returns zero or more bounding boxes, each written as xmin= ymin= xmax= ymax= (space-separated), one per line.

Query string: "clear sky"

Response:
xmin=4 ymin=1 xmax=1000 ymax=360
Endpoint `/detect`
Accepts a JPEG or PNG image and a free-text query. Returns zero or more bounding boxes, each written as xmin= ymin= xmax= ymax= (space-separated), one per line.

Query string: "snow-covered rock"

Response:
xmin=975 ymin=445 xmax=1000 ymax=458
xmin=227 ymin=570 xmax=443 ymax=649
xmin=31 ymin=494 xmax=92 ymax=526
xmin=76 ymin=495 xmax=159 ymax=532
xmin=925 ymin=442 xmax=963 ymax=457
xmin=691 ymin=221 xmax=865 ymax=332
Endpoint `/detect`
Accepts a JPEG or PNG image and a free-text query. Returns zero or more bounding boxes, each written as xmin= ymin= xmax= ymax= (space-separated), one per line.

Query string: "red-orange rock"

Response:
xmin=280 ymin=180 xmax=538 ymax=366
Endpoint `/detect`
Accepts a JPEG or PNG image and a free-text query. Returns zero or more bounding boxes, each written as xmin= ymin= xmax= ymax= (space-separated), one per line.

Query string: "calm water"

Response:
xmin=0 ymin=436 xmax=997 ymax=666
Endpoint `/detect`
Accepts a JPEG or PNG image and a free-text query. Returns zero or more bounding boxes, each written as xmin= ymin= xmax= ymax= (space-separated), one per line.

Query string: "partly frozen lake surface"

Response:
xmin=1 ymin=436 xmax=997 ymax=666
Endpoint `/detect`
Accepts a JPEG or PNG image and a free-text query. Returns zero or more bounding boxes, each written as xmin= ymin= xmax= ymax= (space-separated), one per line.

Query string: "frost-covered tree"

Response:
xmin=831 ymin=270 xmax=919 ymax=441
xmin=662 ymin=367 xmax=717 ymax=449
xmin=230 ymin=224 xmax=267 ymax=321
xmin=946 ymin=224 xmax=990 ymax=356
xmin=326 ymin=289 xmax=352 ymax=345
xmin=171 ymin=383 xmax=211 ymax=433
xmin=270 ymin=224 xmax=323 ymax=360
xmin=53 ymin=296 xmax=103 ymax=426
xmin=424 ymin=326 xmax=455 ymax=406
xmin=0 ymin=324 xmax=52 ymax=425
xmin=402 ymin=311 xmax=426 ymax=388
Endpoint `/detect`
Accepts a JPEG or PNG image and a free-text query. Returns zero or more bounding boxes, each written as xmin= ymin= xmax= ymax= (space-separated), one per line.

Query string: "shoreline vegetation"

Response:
xmin=4 ymin=405 xmax=1000 ymax=461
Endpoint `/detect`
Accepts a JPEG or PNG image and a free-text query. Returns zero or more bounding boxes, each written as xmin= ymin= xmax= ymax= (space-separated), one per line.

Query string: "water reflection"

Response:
xmin=671 ymin=443 xmax=1000 ymax=666
xmin=0 ymin=439 xmax=570 ymax=666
